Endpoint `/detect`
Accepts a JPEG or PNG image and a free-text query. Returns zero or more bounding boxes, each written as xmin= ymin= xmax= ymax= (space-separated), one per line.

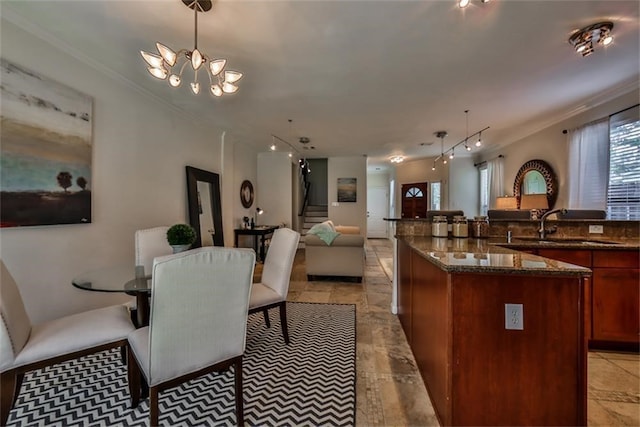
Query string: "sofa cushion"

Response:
xmin=334 ymin=225 xmax=360 ymax=234
xmin=305 ymin=233 xmax=364 ymax=247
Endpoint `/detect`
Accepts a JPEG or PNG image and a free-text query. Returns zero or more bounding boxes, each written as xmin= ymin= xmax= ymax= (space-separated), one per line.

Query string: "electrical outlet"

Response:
xmin=505 ymin=303 xmax=524 ymax=330
xmin=589 ymin=224 xmax=604 ymax=234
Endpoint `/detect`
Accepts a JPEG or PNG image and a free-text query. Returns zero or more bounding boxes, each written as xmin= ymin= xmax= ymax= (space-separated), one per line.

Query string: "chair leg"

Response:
xmin=262 ymin=308 xmax=271 ymax=328
xmin=13 ymin=372 xmax=24 ymax=407
xmin=234 ymin=357 xmax=244 ymax=427
xmin=128 ymin=346 xmax=141 ymax=409
xmin=120 ymin=346 xmax=127 ymax=365
xmin=150 ymin=386 xmax=159 ymax=427
xmin=1 ymin=370 xmax=16 ymax=426
xmin=279 ymin=302 xmax=290 ymax=344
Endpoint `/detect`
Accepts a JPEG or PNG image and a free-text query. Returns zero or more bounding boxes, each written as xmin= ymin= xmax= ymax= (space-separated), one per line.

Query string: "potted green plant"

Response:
xmin=166 ymin=223 xmax=197 ymax=253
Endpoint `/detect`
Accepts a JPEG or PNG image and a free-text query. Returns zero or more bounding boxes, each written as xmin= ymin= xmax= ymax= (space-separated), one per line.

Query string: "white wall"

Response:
xmin=393 ymin=157 xmax=450 ymax=216
xmin=449 ymin=157 xmax=479 ymax=217
xmin=257 ymin=152 xmax=293 ymax=227
xmin=0 ymin=20 xmax=229 ymax=323
xmin=328 ymin=157 xmax=368 ymax=233
xmin=478 ymin=89 xmax=639 ymax=209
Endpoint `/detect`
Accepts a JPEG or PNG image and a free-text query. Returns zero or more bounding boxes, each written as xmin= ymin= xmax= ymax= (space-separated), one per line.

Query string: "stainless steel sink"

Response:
xmin=513 ymin=237 xmax=621 ymax=245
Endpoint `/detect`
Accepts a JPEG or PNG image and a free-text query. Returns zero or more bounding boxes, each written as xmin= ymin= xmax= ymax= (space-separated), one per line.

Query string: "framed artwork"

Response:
xmin=1 ymin=58 xmax=93 ymax=227
xmin=337 ymin=177 xmax=357 ymax=202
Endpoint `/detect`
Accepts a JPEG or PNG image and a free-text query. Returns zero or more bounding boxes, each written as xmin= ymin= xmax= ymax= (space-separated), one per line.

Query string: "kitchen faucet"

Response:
xmin=538 ymin=208 xmax=568 ymax=239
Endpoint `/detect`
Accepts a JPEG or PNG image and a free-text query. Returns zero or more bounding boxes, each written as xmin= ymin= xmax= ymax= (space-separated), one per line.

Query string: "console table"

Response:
xmin=234 ymin=225 xmax=279 ymax=262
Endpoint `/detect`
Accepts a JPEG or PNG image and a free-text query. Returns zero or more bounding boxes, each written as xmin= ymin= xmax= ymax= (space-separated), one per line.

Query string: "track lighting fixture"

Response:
xmin=431 ymin=111 xmax=489 ymax=170
xmin=568 ymin=22 xmax=614 ymax=57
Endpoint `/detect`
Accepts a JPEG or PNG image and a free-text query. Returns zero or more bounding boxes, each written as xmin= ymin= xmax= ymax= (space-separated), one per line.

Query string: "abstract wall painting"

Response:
xmin=1 ymin=58 xmax=93 ymax=227
xmin=337 ymin=178 xmax=357 ymax=202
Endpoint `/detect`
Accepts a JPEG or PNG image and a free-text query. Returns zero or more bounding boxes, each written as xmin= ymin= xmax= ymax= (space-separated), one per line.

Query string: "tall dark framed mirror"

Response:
xmin=186 ymin=166 xmax=224 ymax=247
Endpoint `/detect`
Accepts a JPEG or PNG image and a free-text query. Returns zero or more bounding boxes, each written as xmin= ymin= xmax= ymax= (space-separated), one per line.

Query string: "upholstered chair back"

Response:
xmin=0 ymin=260 xmax=32 ymax=372
xmin=135 ymin=226 xmax=172 ymax=276
xmin=146 ymin=247 xmax=255 ymax=386
xmin=261 ymin=228 xmax=300 ymax=298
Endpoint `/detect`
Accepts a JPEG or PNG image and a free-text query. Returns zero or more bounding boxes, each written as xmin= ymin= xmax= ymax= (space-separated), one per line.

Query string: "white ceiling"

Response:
xmin=3 ymin=1 xmax=639 ymax=170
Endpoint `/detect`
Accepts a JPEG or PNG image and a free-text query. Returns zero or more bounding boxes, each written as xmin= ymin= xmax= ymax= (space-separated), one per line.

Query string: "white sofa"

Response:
xmin=305 ymin=223 xmax=365 ymax=282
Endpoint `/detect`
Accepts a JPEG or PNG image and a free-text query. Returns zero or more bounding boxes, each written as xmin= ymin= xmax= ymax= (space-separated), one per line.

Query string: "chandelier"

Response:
xmin=568 ymin=22 xmax=614 ymax=57
xmin=140 ymin=0 xmax=242 ymax=97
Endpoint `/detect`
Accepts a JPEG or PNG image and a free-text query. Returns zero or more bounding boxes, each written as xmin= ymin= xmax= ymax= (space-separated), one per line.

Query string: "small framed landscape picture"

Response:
xmin=337 ymin=178 xmax=357 ymax=202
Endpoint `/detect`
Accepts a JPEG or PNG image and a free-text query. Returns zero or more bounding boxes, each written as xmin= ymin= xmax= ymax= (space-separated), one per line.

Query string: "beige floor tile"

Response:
xmin=608 ymin=359 xmax=640 ymax=378
xmin=589 ymin=398 xmax=640 ymax=426
xmin=589 ymin=357 xmax=640 ymax=393
xmin=295 ymin=291 xmax=332 ymax=303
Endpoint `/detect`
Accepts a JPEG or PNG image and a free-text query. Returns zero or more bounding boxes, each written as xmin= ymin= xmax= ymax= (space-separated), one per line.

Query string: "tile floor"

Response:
xmin=260 ymin=238 xmax=639 ymax=426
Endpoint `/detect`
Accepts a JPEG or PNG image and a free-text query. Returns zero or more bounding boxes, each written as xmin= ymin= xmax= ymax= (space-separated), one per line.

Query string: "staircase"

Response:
xmin=298 ymin=204 xmax=328 ymax=249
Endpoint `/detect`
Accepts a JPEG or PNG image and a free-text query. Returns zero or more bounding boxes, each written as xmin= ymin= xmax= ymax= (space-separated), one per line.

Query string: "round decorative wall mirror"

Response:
xmin=240 ymin=180 xmax=254 ymax=208
xmin=513 ymin=159 xmax=558 ymax=209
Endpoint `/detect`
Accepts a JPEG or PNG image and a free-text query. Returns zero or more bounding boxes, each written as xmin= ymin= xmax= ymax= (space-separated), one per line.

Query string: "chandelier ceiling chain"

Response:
xmin=140 ymin=0 xmax=243 ymax=97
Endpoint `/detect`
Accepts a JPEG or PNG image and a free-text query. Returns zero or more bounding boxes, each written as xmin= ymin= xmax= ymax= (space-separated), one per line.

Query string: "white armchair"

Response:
xmin=127 ymin=247 xmax=256 ymax=426
xmin=249 ymin=228 xmax=300 ymax=344
xmin=0 ymin=259 xmax=135 ymax=425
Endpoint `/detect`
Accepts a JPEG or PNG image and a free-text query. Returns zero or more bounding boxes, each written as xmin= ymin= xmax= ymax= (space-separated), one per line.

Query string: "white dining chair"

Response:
xmin=127 ymin=247 xmax=255 ymax=426
xmin=135 ymin=226 xmax=172 ymax=276
xmin=248 ymin=227 xmax=300 ymax=344
xmin=0 ymin=259 xmax=136 ymax=425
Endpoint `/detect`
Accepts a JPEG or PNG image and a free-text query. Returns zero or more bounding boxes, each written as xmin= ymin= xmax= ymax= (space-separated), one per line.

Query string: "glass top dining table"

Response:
xmin=72 ymin=265 xmax=152 ymax=327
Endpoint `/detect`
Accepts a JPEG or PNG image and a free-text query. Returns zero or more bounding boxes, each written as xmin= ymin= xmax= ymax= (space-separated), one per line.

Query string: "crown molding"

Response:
xmin=496 ymin=76 xmax=639 ymax=148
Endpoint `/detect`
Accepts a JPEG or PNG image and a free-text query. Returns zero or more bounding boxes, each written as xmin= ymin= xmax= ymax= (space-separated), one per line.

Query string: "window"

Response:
xmin=479 ymin=165 xmax=488 ymax=215
xmin=430 ymin=181 xmax=441 ymax=210
xmin=405 ymin=187 xmax=424 ymax=198
xmin=607 ymin=106 xmax=640 ymax=220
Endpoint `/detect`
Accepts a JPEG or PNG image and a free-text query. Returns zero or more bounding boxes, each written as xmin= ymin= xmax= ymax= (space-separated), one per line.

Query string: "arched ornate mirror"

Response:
xmin=513 ymin=159 xmax=558 ymax=210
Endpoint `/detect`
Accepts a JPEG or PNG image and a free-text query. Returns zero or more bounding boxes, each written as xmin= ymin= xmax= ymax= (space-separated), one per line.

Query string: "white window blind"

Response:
xmin=607 ymin=105 xmax=640 ymax=220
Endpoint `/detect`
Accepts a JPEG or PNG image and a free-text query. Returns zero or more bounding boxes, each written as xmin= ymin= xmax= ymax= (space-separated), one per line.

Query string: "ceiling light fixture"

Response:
xmin=431 ymin=111 xmax=489 ymax=169
xmin=390 ymin=155 xmax=405 ymax=164
xmin=140 ymin=0 xmax=242 ymax=97
xmin=568 ymin=22 xmax=614 ymax=57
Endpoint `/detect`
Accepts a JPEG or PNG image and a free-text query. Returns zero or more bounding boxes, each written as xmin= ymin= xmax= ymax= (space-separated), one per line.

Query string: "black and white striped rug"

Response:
xmin=7 ymin=302 xmax=356 ymax=426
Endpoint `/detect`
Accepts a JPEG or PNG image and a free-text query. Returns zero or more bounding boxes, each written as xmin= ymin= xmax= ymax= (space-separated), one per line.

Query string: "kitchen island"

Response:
xmin=397 ymin=236 xmax=591 ymax=426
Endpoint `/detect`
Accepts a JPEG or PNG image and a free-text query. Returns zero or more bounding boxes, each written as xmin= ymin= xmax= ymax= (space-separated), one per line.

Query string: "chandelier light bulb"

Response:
xmin=169 ymin=74 xmax=181 ymax=87
xmin=190 ymin=81 xmax=200 ymax=94
xmin=459 ymin=0 xmax=470 ymax=8
xmin=191 ymin=49 xmax=204 ymax=70
xmin=222 ymin=82 xmax=239 ymax=93
xmin=147 ymin=66 xmax=168 ymax=80
xmin=602 ymin=35 xmax=613 ymax=45
xmin=156 ymin=43 xmax=177 ymax=66
xmin=210 ymin=84 xmax=223 ymax=97
xmin=210 ymin=59 xmax=226 ymax=76
xmin=224 ymin=70 xmax=243 ymax=83
xmin=140 ymin=51 xmax=164 ymax=68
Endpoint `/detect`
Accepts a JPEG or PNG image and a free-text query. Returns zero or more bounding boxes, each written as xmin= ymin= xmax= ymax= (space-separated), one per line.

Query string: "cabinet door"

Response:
xmin=592 ymin=268 xmax=640 ymax=343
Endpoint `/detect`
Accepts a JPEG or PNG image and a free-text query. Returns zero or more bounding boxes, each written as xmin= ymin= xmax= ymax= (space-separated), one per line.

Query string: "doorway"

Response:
xmin=401 ymin=182 xmax=428 ymax=218
xmin=367 ymin=187 xmax=389 ymax=238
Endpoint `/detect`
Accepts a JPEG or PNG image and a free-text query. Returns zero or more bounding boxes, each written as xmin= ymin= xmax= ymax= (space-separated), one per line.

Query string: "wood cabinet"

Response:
xmin=537 ymin=248 xmax=639 ymax=349
xmin=397 ymin=240 xmax=587 ymax=426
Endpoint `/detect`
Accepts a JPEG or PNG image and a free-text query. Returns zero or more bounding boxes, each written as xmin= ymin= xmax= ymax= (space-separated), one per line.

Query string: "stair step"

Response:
xmin=306 ymin=211 xmax=328 ymax=217
xmin=306 ymin=205 xmax=328 ymax=211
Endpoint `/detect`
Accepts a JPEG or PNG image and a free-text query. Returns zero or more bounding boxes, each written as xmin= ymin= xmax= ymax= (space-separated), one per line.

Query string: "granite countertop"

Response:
xmin=400 ymin=236 xmax=592 ymax=277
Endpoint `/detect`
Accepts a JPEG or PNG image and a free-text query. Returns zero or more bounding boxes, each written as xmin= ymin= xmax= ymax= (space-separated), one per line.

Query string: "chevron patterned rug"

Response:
xmin=7 ymin=302 xmax=356 ymax=426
